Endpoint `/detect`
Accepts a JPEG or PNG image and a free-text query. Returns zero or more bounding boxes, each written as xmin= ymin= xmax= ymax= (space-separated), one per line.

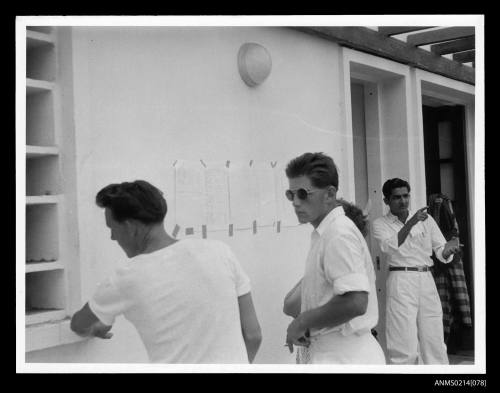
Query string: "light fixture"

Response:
xmin=237 ymin=43 xmax=272 ymax=87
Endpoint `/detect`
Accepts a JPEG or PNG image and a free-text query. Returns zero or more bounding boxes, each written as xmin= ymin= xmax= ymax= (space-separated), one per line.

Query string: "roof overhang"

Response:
xmin=291 ymin=26 xmax=475 ymax=85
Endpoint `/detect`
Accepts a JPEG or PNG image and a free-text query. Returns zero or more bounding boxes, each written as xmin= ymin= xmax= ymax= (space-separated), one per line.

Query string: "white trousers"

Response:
xmin=386 ymin=271 xmax=449 ymax=364
xmin=306 ymin=330 xmax=386 ymax=364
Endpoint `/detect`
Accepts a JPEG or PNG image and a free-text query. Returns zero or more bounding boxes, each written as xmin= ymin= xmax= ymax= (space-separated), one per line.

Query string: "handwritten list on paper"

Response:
xmin=254 ymin=162 xmax=277 ymax=226
xmin=274 ymin=164 xmax=299 ymax=227
xmin=204 ymin=162 xmax=230 ymax=230
xmin=172 ymin=159 xmax=299 ymax=233
xmin=228 ymin=163 xmax=259 ymax=229
xmin=174 ymin=160 xmax=206 ymax=229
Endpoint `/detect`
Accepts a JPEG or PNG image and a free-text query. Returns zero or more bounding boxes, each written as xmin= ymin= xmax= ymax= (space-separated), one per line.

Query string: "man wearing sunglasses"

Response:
xmin=282 ymin=152 xmax=385 ymax=364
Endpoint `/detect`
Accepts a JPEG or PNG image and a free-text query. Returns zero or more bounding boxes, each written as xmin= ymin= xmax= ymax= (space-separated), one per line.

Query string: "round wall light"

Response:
xmin=237 ymin=43 xmax=272 ymax=87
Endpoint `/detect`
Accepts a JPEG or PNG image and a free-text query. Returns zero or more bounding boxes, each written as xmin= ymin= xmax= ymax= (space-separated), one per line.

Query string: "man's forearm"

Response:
xmin=283 ymin=279 xmax=302 ymax=318
xmin=298 ymin=292 xmax=367 ymax=332
xmin=243 ymin=335 xmax=261 ymax=363
xmin=397 ymin=221 xmax=414 ymax=247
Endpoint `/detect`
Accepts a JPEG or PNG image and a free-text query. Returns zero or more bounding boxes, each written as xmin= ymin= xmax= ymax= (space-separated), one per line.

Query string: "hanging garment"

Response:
xmin=428 ymin=194 xmax=472 ymax=342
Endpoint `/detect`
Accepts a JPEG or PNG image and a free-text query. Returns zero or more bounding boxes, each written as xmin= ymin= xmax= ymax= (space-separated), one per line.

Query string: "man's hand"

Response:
xmin=285 ymin=315 xmax=310 ymax=353
xmin=75 ymin=320 xmax=113 ymax=339
xmin=89 ymin=321 xmax=113 ymax=339
xmin=409 ymin=206 xmax=429 ymax=226
xmin=442 ymin=237 xmax=462 ymax=260
xmin=71 ymin=302 xmax=113 ymax=339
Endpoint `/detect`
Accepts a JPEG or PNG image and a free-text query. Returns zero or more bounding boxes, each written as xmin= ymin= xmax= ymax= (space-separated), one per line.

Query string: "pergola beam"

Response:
xmin=453 ymin=50 xmax=475 ymax=63
xmin=431 ymin=36 xmax=475 ymax=55
xmin=378 ymin=26 xmax=434 ymax=36
xmin=406 ymin=26 xmax=475 ymax=46
xmin=292 ymin=26 xmax=474 ymax=85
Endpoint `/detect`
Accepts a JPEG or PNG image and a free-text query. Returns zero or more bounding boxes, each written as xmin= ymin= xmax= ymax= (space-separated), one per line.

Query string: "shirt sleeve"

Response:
xmin=372 ymin=218 xmax=399 ymax=254
xmin=322 ymin=231 xmax=371 ymax=296
xmin=427 ymin=215 xmax=454 ymax=263
xmin=88 ymin=270 xmax=134 ymax=326
xmin=222 ymin=243 xmax=252 ymax=296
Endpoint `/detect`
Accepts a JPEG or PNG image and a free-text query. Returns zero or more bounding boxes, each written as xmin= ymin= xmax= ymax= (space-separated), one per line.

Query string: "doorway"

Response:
xmin=350 ymin=80 xmax=385 ymax=349
xmin=422 ymin=101 xmax=474 ymax=353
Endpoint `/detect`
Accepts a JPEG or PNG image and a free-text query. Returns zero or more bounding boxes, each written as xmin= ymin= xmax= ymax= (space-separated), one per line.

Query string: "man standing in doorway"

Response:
xmin=372 ymin=178 xmax=461 ymax=364
xmin=282 ymin=152 xmax=385 ymax=364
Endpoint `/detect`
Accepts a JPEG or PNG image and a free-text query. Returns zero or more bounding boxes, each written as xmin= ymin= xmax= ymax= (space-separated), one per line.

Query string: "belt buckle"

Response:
xmin=417 ymin=266 xmax=426 ymax=272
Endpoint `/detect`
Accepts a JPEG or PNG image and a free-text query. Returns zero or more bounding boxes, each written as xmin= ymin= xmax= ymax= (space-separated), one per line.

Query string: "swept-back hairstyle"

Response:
xmin=382 ymin=178 xmax=411 ymax=199
xmin=96 ymin=180 xmax=167 ymax=224
xmin=285 ymin=152 xmax=339 ymax=189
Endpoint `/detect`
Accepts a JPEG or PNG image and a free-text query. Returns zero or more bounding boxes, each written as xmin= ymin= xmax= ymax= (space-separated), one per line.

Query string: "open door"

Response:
xmin=422 ymin=102 xmax=474 ymax=353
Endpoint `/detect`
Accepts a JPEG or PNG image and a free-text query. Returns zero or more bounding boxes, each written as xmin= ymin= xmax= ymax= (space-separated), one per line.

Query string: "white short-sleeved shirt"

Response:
xmin=372 ymin=210 xmax=453 ymax=268
xmin=88 ymin=239 xmax=251 ymax=363
xmin=301 ymin=206 xmax=379 ymax=338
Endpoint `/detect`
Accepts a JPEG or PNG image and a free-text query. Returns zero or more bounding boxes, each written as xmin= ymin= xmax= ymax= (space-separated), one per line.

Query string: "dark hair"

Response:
xmin=285 ymin=152 xmax=339 ymax=189
xmin=382 ymin=178 xmax=411 ymax=199
xmin=96 ymin=180 xmax=167 ymax=224
xmin=338 ymin=198 xmax=368 ymax=237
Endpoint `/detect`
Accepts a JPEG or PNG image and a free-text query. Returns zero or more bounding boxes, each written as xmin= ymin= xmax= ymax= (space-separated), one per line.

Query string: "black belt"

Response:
xmin=389 ymin=266 xmax=430 ymax=272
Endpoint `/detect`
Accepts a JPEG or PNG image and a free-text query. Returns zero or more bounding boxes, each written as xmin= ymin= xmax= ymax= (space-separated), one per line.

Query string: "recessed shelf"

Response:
xmin=26 ymin=203 xmax=59 ymax=262
xmin=26 ymin=155 xmax=61 ymax=196
xmin=26 ymin=270 xmax=65 ymax=325
xmin=26 ymin=318 xmax=86 ymax=352
xmin=26 ymin=261 xmax=64 ymax=273
xmin=26 ymin=145 xmax=59 ymax=158
xmin=27 ymin=26 xmax=53 ymax=34
xmin=26 ymin=89 xmax=55 ymax=146
xmin=26 ymin=309 xmax=67 ymax=326
xmin=25 ymin=25 xmax=68 ymax=351
xmin=26 ymin=195 xmax=60 ymax=205
xmin=26 ymin=78 xmax=54 ymax=95
xmin=27 ymin=30 xmax=54 ymax=48
xmin=27 ymin=36 xmax=56 ymax=81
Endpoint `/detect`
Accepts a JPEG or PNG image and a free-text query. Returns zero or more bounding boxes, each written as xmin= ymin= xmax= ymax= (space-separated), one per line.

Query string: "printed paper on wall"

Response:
xmin=254 ymin=162 xmax=277 ymax=226
xmin=204 ymin=161 xmax=230 ymax=231
xmin=174 ymin=160 xmax=206 ymax=229
xmin=228 ymin=162 xmax=259 ymax=229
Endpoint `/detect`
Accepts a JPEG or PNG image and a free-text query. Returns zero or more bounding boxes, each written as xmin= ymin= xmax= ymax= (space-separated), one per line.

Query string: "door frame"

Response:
xmin=342 ymin=48 xmax=419 ymax=355
xmin=415 ymin=69 xmax=479 ymax=357
xmin=341 ymin=48 xmax=479 ymax=361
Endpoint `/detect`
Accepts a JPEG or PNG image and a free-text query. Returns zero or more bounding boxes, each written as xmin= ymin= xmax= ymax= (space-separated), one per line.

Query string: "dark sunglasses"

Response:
xmin=285 ymin=188 xmax=319 ymax=201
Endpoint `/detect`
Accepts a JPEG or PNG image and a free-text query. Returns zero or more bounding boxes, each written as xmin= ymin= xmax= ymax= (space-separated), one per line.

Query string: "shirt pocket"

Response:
xmin=411 ymin=227 xmax=429 ymax=251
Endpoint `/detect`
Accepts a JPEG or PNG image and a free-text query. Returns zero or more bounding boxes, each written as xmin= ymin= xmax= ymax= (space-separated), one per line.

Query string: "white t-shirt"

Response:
xmin=301 ymin=206 xmax=379 ymax=338
xmin=88 ymin=239 xmax=251 ymax=363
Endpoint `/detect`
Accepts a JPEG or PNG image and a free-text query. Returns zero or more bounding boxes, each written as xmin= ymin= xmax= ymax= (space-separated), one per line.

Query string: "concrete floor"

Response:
xmin=448 ymin=350 xmax=474 ymax=365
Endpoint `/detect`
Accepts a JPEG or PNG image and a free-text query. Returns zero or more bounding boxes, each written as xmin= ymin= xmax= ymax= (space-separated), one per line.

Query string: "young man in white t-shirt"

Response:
xmin=70 ymin=180 xmax=262 ymax=363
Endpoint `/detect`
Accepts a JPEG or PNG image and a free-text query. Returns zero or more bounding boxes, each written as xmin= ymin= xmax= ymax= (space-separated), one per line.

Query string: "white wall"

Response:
xmin=25 ymin=27 xmax=478 ymax=366
xmin=27 ymin=26 xmax=350 ymax=364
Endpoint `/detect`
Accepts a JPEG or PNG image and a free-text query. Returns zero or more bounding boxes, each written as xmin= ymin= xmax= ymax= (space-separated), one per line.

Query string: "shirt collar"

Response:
xmin=386 ymin=209 xmax=413 ymax=224
xmin=314 ymin=206 xmax=345 ymax=236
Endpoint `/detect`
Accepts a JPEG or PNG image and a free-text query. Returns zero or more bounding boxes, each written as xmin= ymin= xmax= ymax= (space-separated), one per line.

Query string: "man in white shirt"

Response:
xmin=70 ymin=180 xmax=262 ymax=363
xmin=372 ymin=178 xmax=461 ymax=364
xmin=282 ymin=152 xmax=385 ymax=364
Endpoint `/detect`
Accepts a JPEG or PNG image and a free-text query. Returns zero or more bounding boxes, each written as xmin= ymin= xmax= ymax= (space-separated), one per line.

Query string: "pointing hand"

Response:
xmin=410 ymin=206 xmax=429 ymax=225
